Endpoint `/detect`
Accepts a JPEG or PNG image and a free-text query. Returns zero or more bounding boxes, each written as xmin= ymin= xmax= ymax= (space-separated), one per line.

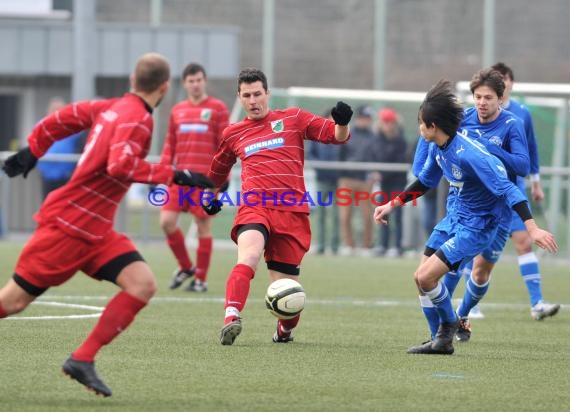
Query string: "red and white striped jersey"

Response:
xmin=208 ymin=107 xmax=346 ymax=213
xmin=30 ymin=93 xmax=175 ymax=242
xmin=160 ymin=96 xmax=229 ymax=173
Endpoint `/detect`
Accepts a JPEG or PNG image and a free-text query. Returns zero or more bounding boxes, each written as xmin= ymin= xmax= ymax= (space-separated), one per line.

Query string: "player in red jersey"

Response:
xmin=204 ymin=68 xmax=353 ymax=345
xmin=0 ymin=53 xmax=213 ymax=397
xmin=160 ymin=63 xmax=230 ymax=293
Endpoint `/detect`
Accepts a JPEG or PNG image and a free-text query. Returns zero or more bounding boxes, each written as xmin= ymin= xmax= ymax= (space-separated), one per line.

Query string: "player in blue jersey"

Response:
xmin=410 ymin=68 xmax=529 ymax=341
xmin=412 ymin=68 xmax=554 ymax=343
xmin=451 ymin=68 xmax=529 ymax=337
xmin=470 ymin=62 xmax=558 ymax=322
xmin=452 ymin=67 xmax=558 ymax=341
xmin=374 ymin=79 xmax=558 ymax=355
xmin=410 ymin=76 xmax=529 ymax=349
xmin=411 ymin=138 xmax=464 ymax=337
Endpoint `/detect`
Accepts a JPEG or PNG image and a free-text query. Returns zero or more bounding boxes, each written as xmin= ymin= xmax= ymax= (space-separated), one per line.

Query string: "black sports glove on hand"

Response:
xmin=330 ymin=101 xmax=353 ymax=126
xmin=202 ymin=199 xmax=223 ymax=216
xmin=173 ymin=170 xmax=214 ymax=188
xmin=2 ymin=147 xmax=38 ymax=178
xmin=219 ymin=180 xmax=230 ymax=192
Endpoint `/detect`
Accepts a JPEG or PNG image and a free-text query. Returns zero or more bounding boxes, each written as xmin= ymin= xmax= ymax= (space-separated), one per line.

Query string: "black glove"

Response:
xmin=202 ymin=199 xmax=223 ymax=216
xmin=2 ymin=147 xmax=38 ymax=178
xmin=173 ymin=170 xmax=214 ymax=188
xmin=219 ymin=180 xmax=230 ymax=192
xmin=330 ymin=101 xmax=353 ymax=126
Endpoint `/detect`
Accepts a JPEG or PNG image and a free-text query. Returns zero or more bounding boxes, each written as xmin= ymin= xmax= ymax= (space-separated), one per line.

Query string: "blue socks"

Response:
xmin=423 ymin=282 xmax=457 ymax=324
xmin=457 ymin=274 xmax=490 ymax=318
xmin=518 ymin=252 xmax=542 ymax=307
xmin=419 ymin=295 xmax=439 ymax=339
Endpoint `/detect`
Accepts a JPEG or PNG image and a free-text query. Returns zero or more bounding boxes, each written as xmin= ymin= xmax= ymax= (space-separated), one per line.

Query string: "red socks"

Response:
xmin=224 ymin=264 xmax=255 ymax=323
xmin=195 ymin=237 xmax=213 ymax=281
xmin=166 ymin=229 xmax=192 ymax=271
xmin=0 ymin=303 xmax=7 ymax=318
xmin=279 ymin=314 xmax=301 ymax=333
xmin=72 ymin=291 xmax=147 ymax=362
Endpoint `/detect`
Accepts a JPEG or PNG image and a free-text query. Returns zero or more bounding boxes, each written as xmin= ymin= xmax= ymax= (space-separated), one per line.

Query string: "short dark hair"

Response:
xmin=134 ymin=53 xmax=170 ymax=93
xmin=419 ymin=79 xmax=464 ymax=138
xmin=491 ymin=62 xmax=515 ymax=81
xmin=182 ymin=63 xmax=206 ymax=80
xmin=238 ymin=68 xmax=268 ymax=93
xmin=469 ymin=68 xmax=505 ymax=98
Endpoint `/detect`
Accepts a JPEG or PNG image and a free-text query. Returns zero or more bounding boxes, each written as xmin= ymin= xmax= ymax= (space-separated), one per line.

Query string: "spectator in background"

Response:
xmin=338 ymin=105 xmax=376 ymax=255
xmin=37 ymin=97 xmax=83 ymax=199
xmin=372 ymin=108 xmax=408 ymax=257
xmin=306 ymin=109 xmax=341 ymax=255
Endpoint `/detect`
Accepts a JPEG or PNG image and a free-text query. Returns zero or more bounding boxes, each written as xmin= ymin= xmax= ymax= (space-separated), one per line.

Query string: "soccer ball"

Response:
xmin=265 ymin=278 xmax=306 ymax=320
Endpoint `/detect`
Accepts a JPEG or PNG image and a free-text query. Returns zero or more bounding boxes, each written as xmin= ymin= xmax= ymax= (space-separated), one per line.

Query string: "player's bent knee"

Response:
xmin=115 ymin=261 xmax=157 ymax=302
xmin=122 ymin=275 xmax=157 ymax=302
xmin=160 ymin=219 xmax=178 ymax=234
xmin=413 ymin=269 xmax=422 ymax=285
xmin=471 ymin=270 xmax=490 ymax=285
xmin=414 ymin=268 xmax=439 ymax=291
xmin=10 ymin=297 xmax=32 ymax=315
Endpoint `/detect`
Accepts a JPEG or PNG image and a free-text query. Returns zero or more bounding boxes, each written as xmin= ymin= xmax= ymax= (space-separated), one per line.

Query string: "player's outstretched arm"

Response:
xmin=173 ymin=169 xmax=214 ymax=188
xmin=331 ymin=101 xmax=352 ymax=142
xmin=2 ymin=147 xmax=38 ymax=178
xmin=374 ymin=204 xmax=393 ymax=225
xmin=524 ymin=219 xmax=558 ymax=254
xmin=202 ymin=199 xmax=223 ymax=216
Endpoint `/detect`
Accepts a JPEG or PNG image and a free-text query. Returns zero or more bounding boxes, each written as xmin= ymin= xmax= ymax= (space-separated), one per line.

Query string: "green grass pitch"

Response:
xmin=0 ymin=241 xmax=568 ymax=412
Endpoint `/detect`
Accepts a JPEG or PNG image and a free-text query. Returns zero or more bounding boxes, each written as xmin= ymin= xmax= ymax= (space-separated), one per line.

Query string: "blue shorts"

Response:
xmin=426 ymin=227 xmax=452 ymax=251
xmin=432 ymin=223 xmax=498 ymax=268
xmin=479 ymin=223 xmax=510 ymax=263
xmin=431 ymin=214 xmax=456 ymax=236
xmin=510 ymin=211 xmax=527 ymax=233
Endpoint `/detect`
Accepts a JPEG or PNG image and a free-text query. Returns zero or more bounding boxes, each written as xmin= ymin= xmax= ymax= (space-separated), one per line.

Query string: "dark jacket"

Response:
xmin=338 ymin=126 xmax=375 ymax=180
xmin=306 ymin=140 xmax=341 ymax=183
xmin=373 ymin=129 xmax=408 ymax=187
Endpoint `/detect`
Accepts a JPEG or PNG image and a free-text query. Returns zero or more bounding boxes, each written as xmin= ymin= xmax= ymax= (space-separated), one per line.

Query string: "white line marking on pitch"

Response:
xmin=6 ymin=300 xmax=103 ymax=321
xmin=35 ymin=295 xmax=568 ymax=310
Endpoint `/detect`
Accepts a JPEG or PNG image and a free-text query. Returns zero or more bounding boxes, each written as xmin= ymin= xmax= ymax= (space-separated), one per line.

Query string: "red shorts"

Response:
xmin=231 ymin=206 xmax=311 ymax=266
xmin=162 ymin=184 xmax=210 ymax=219
xmin=15 ymin=223 xmax=139 ymax=289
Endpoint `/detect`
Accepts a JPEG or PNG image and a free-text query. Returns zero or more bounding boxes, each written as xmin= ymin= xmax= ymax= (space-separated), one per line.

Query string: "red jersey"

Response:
xmin=160 ymin=96 xmax=229 ymax=173
xmin=29 ymin=93 xmax=175 ymax=242
xmin=209 ymin=107 xmax=346 ymax=214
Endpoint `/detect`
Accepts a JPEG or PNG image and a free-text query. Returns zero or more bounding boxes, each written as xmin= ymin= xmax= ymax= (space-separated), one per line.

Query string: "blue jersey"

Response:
xmin=458 ymin=107 xmax=529 ymax=182
xmin=504 ymin=99 xmax=539 ymax=176
xmin=418 ymin=134 xmax=527 ymax=230
xmin=412 ymin=136 xmax=429 ymax=177
xmin=504 ymin=99 xmax=539 ymax=209
xmin=413 ymin=137 xmax=458 ymax=232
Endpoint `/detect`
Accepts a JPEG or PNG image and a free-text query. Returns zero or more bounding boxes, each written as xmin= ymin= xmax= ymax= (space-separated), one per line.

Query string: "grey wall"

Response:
xmin=97 ymin=0 xmax=570 ymax=96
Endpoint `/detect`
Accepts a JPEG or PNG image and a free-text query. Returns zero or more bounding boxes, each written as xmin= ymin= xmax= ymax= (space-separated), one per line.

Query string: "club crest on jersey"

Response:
xmin=451 ymin=164 xmax=463 ymax=180
xmin=270 ymin=119 xmax=284 ymax=132
xmin=244 ymin=137 xmax=285 ymax=156
xmin=101 ymin=110 xmax=118 ymax=122
xmin=201 ymin=109 xmax=212 ymax=121
xmin=489 ymin=135 xmax=503 ymax=146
